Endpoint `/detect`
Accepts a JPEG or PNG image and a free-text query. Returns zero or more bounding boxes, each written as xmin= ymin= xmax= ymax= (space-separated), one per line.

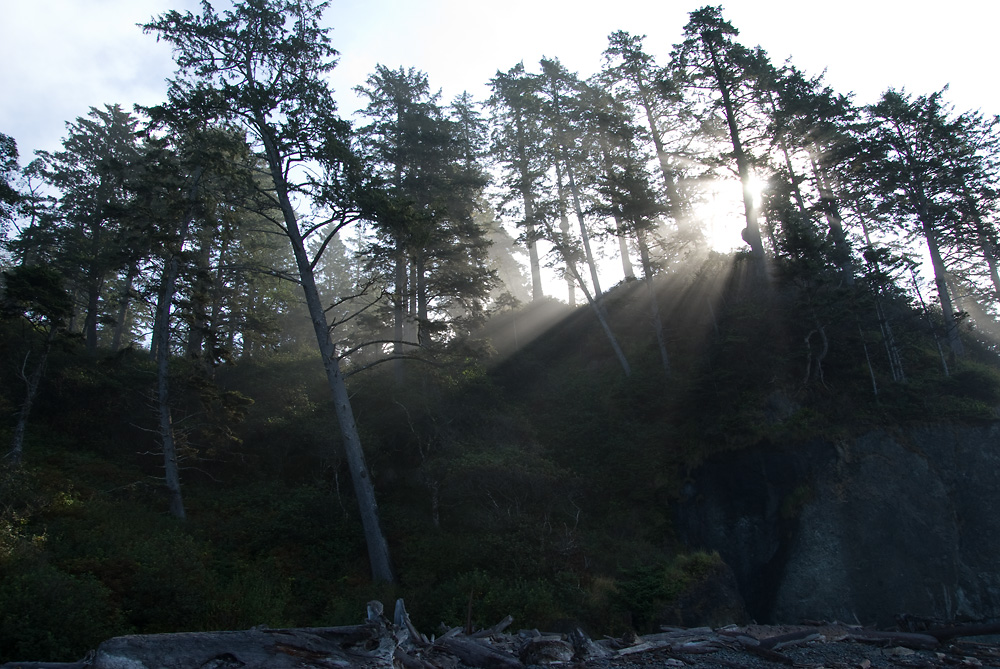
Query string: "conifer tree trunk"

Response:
xmin=83 ymin=266 xmax=103 ymax=354
xmin=393 ymin=243 xmax=407 ymax=384
xmin=554 ymin=162 xmax=576 ymax=305
xmin=153 ymin=256 xmax=186 ymax=520
xmin=259 ymin=126 xmax=394 ymax=583
xmin=186 ymin=230 xmax=215 ymax=360
xmin=563 ymin=156 xmax=603 ymax=299
xmin=111 ymin=262 xmax=138 ymax=352
xmin=637 ymin=89 xmax=687 ymax=224
xmin=523 ymin=192 xmax=544 ymax=301
xmin=544 ymin=219 xmax=630 ymax=376
xmin=921 ymin=212 xmax=964 ymax=358
xmin=7 ymin=340 xmax=51 ymax=467
xmin=596 ymin=139 xmax=635 ymax=280
xmin=979 ymin=227 xmax=1000 ymax=303
xmin=638 ymin=230 xmax=669 ymax=376
xmin=702 ymin=38 xmax=766 ymax=268
xmin=810 ymin=155 xmax=854 ymax=285
xmin=416 ymin=255 xmax=429 ymax=347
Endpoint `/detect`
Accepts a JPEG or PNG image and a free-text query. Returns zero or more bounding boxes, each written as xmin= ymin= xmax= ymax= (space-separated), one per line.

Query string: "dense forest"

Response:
xmin=3 ymin=0 xmax=1000 ymax=662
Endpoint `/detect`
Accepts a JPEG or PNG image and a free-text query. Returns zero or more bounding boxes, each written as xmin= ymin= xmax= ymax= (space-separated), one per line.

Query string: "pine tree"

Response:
xmin=862 ymin=89 xmax=972 ymax=360
xmin=144 ymin=0 xmax=394 ymax=581
xmin=488 ymin=63 xmax=548 ymax=301
xmin=31 ymin=105 xmax=143 ymax=353
xmin=672 ymin=6 xmax=772 ymax=271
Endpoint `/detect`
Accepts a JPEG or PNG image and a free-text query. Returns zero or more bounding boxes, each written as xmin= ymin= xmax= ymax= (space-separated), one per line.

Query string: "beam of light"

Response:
xmin=694 ymin=174 xmax=768 ymax=253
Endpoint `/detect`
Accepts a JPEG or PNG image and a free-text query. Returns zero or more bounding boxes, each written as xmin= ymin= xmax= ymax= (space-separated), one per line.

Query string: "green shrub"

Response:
xmin=0 ymin=560 xmax=126 ymax=662
xmin=615 ymin=551 xmax=724 ymax=632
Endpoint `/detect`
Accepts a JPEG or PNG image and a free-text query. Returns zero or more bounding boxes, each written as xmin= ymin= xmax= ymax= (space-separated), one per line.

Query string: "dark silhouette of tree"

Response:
xmin=144 ymin=0 xmax=394 ymax=582
xmin=673 ymin=6 xmax=771 ymax=271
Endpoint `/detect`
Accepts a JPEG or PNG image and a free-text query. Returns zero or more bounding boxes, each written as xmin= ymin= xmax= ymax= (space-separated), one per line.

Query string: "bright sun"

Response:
xmin=697 ymin=175 xmax=767 ymax=252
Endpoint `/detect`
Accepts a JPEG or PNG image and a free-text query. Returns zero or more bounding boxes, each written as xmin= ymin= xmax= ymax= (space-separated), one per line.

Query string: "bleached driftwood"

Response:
xmin=10 ymin=602 xmax=1000 ymax=669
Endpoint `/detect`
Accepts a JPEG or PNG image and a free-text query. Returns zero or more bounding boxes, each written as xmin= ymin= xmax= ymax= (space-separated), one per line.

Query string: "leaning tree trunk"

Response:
xmin=544 ymin=220 xmax=630 ymax=377
xmin=810 ymin=154 xmax=855 ymax=286
xmin=153 ymin=254 xmax=187 ymax=520
xmin=260 ymin=126 xmax=394 ymax=583
xmin=919 ymin=205 xmax=964 ymax=359
xmin=151 ymin=166 xmax=204 ymax=520
xmin=704 ymin=37 xmax=765 ymax=272
xmin=561 ymin=152 xmax=603 ymax=300
xmin=6 ymin=329 xmax=55 ymax=466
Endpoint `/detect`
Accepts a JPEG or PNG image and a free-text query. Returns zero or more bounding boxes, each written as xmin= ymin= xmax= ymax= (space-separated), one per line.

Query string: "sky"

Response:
xmin=1 ymin=0 xmax=996 ymax=294
xmin=2 ymin=0 xmax=997 ymax=159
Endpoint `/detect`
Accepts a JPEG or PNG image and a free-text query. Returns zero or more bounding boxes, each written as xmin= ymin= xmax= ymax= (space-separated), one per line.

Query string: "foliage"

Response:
xmin=0 ymin=560 xmax=126 ymax=661
xmin=615 ymin=551 xmax=725 ymax=632
xmin=8 ymin=2 xmax=1000 ymax=660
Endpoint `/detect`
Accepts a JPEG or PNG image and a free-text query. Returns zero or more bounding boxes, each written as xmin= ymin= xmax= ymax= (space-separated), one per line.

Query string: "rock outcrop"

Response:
xmin=677 ymin=423 xmax=1000 ymax=626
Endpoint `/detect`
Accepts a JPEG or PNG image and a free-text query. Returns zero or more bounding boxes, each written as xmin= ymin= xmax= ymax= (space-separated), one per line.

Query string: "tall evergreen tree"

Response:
xmin=672 ymin=6 xmax=772 ymax=271
xmin=32 ymin=105 xmax=143 ymax=353
xmin=354 ymin=67 xmax=494 ymax=369
xmin=0 ymin=133 xmax=21 ymax=247
xmin=603 ymin=31 xmax=693 ymax=230
xmin=862 ymin=89 xmax=972 ymax=360
xmin=488 ymin=63 xmax=548 ymax=301
xmin=145 ymin=0 xmax=394 ymax=582
xmin=538 ymin=58 xmax=604 ymax=299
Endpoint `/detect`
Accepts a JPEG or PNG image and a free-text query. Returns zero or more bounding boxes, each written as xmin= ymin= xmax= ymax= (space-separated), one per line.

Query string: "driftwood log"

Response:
xmin=5 ymin=602 xmax=1000 ymax=669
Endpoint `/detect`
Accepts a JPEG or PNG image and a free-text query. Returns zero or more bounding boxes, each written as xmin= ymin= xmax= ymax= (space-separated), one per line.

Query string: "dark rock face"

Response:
xmin=677 ymin=424 xmax=1000 ymax=627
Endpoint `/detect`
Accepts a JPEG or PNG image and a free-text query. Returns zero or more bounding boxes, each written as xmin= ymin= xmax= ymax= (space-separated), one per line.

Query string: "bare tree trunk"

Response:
xmin=638 ymin=230 xmax=669 ymax=376
xmin=6 ymin=333 xmax=53 ymax=466
xmin=705 ymin=39 xmax=765 ymax=272
xmin=921 ymin=213 xmax=964 ymax=358
xmin=562 ymin=153 xmax=603 ymax=299
xmin=111 ymin=262 xmax=138 ymax=352
xmin=810 ymin=154 xmax=854 ymax=286
xmin=393 ymin=243 xmax=407 ymax=385
xmin=153 ymin=255 xmax=186 ymax=520
xmin=416 ymin=255 xmax=428 ymax=347
xmin=260 ymin=125 xmax=394 ymax=583
xmin=554 ymin=163 xmax=576 ymax=306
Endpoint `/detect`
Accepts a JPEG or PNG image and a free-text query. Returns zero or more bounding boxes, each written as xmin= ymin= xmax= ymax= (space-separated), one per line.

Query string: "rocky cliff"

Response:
xmin=677 ymin=423 xmax=1000 ymax=627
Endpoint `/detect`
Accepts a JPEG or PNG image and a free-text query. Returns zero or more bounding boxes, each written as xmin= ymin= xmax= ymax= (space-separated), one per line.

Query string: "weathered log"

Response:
xmin=393 ymin=647 xmax=438 ymax=669
xmin=846 ymin=628 xmax=940 ymax=650
xmin=734 ymin=636 xmax=795 ymax=666
xmin=570 ymin=628 xmax=614 ymax=661
xmin=471 ymin=615 xmax=514 ymax=639
xmin=519 ymin=638 xmax=573 ymax=665
xmin=394 ymin=598 xmax=430 ymax=647
xmin=90 ymin=624 xmax=395 ymax=669
xmin=0 ymin=663 xmax=90 ymax=669
xmin=437 ymin=637 xmax=524 ymax=669
xmin=925 ymin=622 xmax=1000 ymax=643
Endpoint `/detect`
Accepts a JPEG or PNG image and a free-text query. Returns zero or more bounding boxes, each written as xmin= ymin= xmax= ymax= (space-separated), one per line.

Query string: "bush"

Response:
xmin=0 ymin=560 xmax=126 ymax=662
